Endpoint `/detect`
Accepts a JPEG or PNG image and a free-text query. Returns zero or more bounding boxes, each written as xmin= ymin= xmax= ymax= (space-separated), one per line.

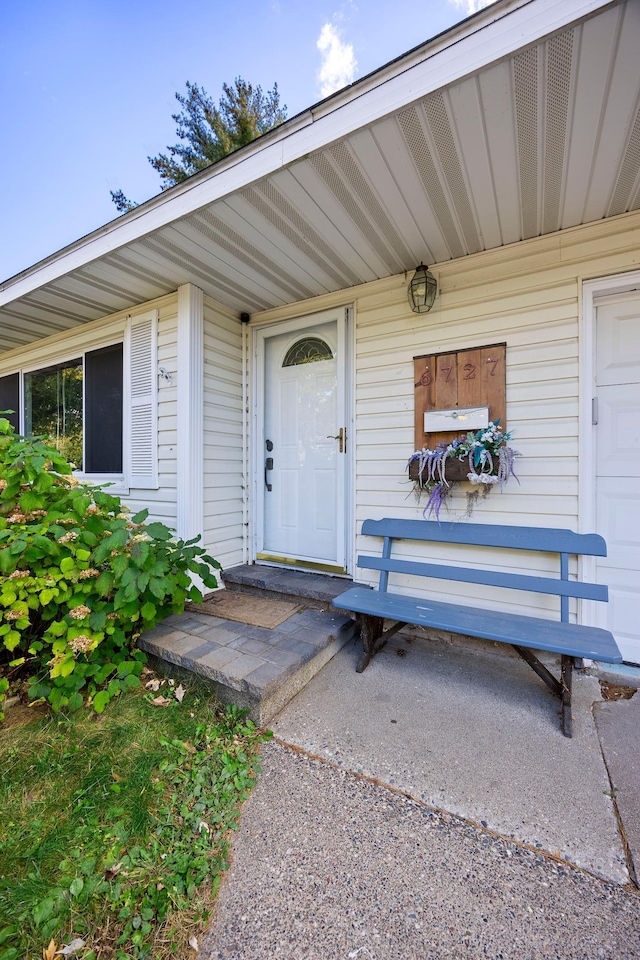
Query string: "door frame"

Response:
xmin=250 ymin=305 xmax=354 ymax=574
xmin=580 ymin=268 xmax=640 ymax=631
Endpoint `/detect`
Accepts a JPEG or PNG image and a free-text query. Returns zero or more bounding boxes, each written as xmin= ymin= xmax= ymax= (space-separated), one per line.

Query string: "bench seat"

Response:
xmin=335 ymin=586 xmax=622 ymax=664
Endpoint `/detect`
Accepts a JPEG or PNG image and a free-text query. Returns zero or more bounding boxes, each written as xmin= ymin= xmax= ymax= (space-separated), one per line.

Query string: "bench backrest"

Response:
xmin=358 ymin=519 xmax=608 ymax=623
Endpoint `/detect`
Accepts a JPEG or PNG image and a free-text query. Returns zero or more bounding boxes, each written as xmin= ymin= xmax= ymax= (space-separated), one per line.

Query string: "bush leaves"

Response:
xmin=0 ymin=420 xmax=220 ymax=714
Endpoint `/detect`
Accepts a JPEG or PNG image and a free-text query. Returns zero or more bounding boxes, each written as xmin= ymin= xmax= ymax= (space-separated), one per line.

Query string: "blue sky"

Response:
xmin=1 ymin=0 xmax=493 ymax=283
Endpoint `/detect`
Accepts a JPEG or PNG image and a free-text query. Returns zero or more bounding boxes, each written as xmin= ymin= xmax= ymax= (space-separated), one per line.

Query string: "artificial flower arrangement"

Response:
xmin=407 ymin=420 xmax=519 ymax=520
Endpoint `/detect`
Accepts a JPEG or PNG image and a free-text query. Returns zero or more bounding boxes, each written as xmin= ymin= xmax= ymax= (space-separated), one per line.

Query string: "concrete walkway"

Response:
xmin=595 ymin=690 xmax=640 ymax=887
xmin=202 ymin=631 xmax=640 ymax=960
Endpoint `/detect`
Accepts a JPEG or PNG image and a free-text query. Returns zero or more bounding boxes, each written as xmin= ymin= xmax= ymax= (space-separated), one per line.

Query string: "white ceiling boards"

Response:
xmin=2 ymin=0 xmax=640 ymax=351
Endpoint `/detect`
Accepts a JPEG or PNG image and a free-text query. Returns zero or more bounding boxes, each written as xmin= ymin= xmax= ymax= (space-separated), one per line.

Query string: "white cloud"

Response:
xmin=316 ymin=23 xmax=357 ymax=98
xmin=447 ymin=0 xmax=499 ymax=14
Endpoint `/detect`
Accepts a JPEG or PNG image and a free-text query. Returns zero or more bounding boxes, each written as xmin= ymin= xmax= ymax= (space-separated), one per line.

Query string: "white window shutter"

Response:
xmin=126 ymin=310 xmax=158 ymax=488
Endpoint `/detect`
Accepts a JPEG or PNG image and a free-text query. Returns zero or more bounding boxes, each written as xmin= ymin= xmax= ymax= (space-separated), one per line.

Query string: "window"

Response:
xmin=282 ymin=337 xmax=333 ymax=367
xmin=24 ymin=358 xmax=84 ymax=467
xmin=19 ymin=343 xmax=124 ymax=474
xmin=0 ymin=308 xmax=159 ymax=489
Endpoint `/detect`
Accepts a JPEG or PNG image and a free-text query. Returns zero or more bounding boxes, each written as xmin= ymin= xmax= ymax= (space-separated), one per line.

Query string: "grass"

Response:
xmin=0 ymin=676 xmax=270 ymax=960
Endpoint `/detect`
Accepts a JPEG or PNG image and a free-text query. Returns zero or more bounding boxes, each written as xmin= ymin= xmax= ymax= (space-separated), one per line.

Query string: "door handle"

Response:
xmin=265 ymin=456 xmax=274 ymax=491
xmin=327 ymin=427 xmax=345 ymax=453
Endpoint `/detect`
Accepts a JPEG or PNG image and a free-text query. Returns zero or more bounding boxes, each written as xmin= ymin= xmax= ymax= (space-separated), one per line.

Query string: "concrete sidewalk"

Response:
xmin=202 ymin=632 xmax=640 ymax=959
xmin=203 ymin=743 xmax=639 ymax=960
xmin=595 ymin=690 xmax=640 ymax=887
xmin=272 ymin=633 xmax=630 ymax=883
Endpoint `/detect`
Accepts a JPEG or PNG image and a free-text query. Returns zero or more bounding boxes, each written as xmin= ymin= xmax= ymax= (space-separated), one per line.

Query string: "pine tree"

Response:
xmin=111 ymin=78 xmax=287 ymax=212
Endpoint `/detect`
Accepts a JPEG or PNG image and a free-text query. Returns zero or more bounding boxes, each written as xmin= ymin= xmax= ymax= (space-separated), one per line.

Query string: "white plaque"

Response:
xmin=424 ymin=406 xmax=490 ymax=432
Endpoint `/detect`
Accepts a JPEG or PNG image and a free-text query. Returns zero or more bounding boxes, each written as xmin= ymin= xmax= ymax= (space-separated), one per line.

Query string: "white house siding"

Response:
xmin=202 ymin=296 xmax=244 ymax=571
xmin=0 ymin=293 xmax=179 ymax=529
xmin=252 ymin=211 xmax=640 ymax=619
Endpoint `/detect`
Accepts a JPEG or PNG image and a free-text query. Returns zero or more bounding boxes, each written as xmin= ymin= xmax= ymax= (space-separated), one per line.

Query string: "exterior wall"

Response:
xmin=5 ymin=210 xmax=639 ymax=617
xmin=0 ymin=293 xmax=179 ymax=528
xmin=252 ymin=210 xmax=640 ymax=618
xmin=202 ymin=296 xmax=244 ymax=571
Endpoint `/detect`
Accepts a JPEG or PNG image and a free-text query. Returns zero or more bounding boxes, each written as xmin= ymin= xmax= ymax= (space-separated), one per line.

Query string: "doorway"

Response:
xmin=593 ymin=291 xmax=640 ymax=664
xmin=254 ymin=308 xmax=349 ymax=573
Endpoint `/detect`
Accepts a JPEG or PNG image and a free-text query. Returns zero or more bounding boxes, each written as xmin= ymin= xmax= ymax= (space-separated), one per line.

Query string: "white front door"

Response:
xmin=595 ymin=292 xmax=640 ymax=664
xmin=256 ymin=309 xmax=348 ymax=572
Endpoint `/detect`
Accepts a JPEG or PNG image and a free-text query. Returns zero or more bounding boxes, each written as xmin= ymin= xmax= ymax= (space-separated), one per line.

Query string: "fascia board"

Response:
xmin=0 ymin=0 xmax=617 ymax=306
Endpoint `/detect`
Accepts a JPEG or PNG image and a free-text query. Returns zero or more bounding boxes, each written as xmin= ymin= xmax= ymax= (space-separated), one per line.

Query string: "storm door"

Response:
xmin=255 ymin=309 xmax=348 ymax=572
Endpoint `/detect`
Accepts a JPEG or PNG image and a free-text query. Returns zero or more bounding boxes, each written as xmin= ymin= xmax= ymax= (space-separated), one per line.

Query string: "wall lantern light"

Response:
xmin=408 ymin=263 xmax=437 ymax=314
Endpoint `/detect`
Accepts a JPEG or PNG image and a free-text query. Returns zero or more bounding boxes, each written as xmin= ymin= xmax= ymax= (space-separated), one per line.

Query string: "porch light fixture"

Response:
xmin=408 ymin=263 xmax=437 ymax=314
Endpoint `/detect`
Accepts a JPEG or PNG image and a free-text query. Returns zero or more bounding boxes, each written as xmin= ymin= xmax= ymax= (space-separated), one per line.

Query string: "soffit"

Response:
xmin=1 ymin=0 xmax=639 ymax=353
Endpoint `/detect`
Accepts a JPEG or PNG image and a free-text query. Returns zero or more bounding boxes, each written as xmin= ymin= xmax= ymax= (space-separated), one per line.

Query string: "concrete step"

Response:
xmin=222 ymin=564 xmax=355 ymax=610
xmin=138 ymin=603 xmax=358 ymax=726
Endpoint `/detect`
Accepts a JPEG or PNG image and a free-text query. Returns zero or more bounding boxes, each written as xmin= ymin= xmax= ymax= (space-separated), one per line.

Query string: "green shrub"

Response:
xmin=0 ymin=417 xmax=221 ymax=714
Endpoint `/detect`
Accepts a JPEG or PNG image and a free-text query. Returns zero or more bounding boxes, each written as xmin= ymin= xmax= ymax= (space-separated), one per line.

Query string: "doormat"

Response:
xmin=191 ymin=591 xmax=301 ymax=629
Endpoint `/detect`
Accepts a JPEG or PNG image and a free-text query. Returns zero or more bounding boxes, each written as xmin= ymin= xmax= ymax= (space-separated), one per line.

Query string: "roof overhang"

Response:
xmin=1 ymin=0 xmax=638 ymax=353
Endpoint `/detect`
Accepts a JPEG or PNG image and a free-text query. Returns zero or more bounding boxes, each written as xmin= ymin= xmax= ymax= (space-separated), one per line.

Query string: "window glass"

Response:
xmin=22 ymin=344 xmax=124 ymax=474
xmin=24 ymin=359 xmax=83 ymax=468
xmin=283 ymin=337 xmax=333 ymax=367
xmin=0 ymin=373 xmax=20 ymax=433
xmin=85 ymin=344 xmax=123 ymax=473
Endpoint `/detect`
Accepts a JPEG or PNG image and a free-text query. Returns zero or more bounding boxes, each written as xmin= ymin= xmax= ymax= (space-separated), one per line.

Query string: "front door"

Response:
xmin=256 ymin=308 xmax=348 ymax=572
xmin=595 ymin=292 xmax=640 ymax=664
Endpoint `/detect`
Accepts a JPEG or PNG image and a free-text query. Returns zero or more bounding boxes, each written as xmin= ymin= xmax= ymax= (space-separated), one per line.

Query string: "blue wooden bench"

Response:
xmin=332 ymin=519 xmax=622 ymax=737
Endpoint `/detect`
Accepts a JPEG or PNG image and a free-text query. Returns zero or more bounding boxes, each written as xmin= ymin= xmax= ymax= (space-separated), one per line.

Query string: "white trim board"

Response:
xmin=176 ymin=284 xmax=204 ymax=541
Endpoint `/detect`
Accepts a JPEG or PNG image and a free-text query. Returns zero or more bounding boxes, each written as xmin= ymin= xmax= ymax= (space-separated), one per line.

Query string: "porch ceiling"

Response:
xmin=1 ymin=0 xmax=639 ymax=354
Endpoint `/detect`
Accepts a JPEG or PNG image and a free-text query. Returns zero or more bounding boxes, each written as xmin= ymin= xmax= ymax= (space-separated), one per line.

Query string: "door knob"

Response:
xmin=327 ymin=427 xmax=345 ymax=453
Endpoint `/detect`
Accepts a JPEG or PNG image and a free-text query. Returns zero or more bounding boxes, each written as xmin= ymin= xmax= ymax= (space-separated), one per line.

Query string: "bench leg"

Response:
xmin=512 ymin=645 xmax=574 ymax=737
xmin=511 ymin=645 xmax=562 ymax=699
xmin=561 ymin=655 xmax=573 ymax=738
xmin=356 ymin=614 xmax=384 ymax=673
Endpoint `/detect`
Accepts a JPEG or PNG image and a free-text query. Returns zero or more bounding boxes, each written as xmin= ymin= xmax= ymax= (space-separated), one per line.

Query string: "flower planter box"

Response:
xmin=408 ymin=457 xmax=472 ymax=484
xmin=406 ymin=421 xmax=517 ymax=518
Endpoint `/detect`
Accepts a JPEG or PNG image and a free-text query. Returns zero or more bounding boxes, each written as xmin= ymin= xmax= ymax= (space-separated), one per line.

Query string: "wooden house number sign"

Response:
xmin=413 ymin=342 xmax=507 ymax=451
